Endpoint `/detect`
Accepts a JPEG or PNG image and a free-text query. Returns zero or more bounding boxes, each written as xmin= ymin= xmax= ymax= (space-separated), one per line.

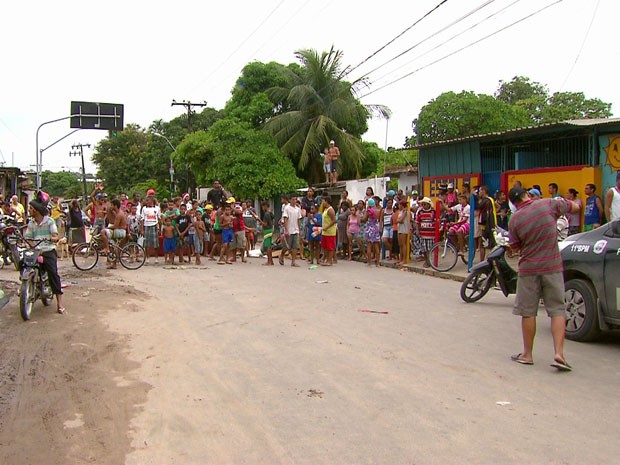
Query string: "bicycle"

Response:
xmin=428 ymin=220 xmax=469 ymax=272
xmin=72 ymin=229 xmax=146 ymax=271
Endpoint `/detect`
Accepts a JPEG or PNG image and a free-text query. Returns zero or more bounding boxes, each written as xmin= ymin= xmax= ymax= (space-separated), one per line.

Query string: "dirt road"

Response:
xmin=1 ymin=257 xmax=619 ymax=464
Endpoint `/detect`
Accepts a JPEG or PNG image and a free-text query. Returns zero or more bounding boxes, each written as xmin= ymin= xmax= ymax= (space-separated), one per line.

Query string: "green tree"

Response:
xmin=264 ymin=47 xmax=387 ymax=183
xmin=175 ymin=118 xmax=304 ymax=199
xmin=41 ymin=170 xmax=82 ymax=197
xmin=540 ymin=91 xmax=612 ymax=122
xmin=92 ymin=124 xmax=152 ymax=193
xmin=225 ymin=61 xmax=301 ymax=128
xmin=411 ymin=91 xmax=531 ymax=144
xmin=495 ymin=75 xmax=548 ymax=124
xmin=495 ymin=76 xmax=612 ymax=124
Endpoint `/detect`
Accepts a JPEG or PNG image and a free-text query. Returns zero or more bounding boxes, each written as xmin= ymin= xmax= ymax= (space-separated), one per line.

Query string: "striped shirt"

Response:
xmin=416 ymin=208 xmax=436 ymax=238
xmin=509 ymin=198 xmax=572 ymax=277
xmin=24 ymin=216 xmax=58 ymax=252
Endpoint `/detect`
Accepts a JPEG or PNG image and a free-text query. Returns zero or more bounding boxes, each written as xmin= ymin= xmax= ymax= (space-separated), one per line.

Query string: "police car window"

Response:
xmin=604 ymin=220 xmax=620 ymax=238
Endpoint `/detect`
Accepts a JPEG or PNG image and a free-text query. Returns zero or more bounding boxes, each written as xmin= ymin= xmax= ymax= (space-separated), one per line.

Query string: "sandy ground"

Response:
xmin=1 ymin=255 xmax=620 ymax=465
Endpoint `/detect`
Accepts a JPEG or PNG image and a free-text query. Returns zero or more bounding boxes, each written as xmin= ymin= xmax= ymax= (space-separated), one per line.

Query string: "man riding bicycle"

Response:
xmin=101 ymin=199 xmax=128 ymax=269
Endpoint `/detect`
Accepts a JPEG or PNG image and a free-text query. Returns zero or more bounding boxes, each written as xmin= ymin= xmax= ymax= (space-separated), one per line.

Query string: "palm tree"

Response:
xmin=264 ymin=46 xmax=389 ymax=184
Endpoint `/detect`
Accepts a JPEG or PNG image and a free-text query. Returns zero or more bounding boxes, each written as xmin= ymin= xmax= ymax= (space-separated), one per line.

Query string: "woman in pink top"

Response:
xmin=347 ymin=205 xmax=364 ymax=260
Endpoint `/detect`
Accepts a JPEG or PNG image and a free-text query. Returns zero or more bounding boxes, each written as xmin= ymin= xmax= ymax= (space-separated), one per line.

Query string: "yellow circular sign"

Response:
xmin=605 ymin=135 xmax=620 ymax=170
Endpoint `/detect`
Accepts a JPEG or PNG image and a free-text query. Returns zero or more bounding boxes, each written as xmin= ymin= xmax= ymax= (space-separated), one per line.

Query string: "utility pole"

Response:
xmin=171 ymin=99 xmax=207 ymax=133
xmin=70 ymin=143 xmax=91 ymax=203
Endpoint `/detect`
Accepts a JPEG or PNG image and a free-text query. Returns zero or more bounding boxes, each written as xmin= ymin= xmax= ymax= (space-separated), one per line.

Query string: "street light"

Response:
xmin=153 ymin=132 xmax=176 ymax=195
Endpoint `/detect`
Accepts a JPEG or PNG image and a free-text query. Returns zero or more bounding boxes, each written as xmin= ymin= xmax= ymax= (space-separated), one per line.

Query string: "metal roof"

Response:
xmin=416 ymin=117 xmax=620 ymax=149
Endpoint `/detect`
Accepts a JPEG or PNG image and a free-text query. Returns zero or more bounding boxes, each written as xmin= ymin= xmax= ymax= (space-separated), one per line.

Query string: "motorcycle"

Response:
xmin=18 ymin=240 xmax=54 ymax=321
xmin=460 ymin=228 xmax=518 ymax=303
xmin=0 ymin=215 xmax=24 ymax=270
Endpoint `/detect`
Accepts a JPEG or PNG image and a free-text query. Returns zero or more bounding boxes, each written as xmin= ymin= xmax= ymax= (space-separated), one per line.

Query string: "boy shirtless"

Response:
xmin=218 ymin=202 xmax=234 ymax=264
xmin=102 ymin=199 xmax=127 ymax=269
xmin=162 ymin=216 xmax=176 ymax=264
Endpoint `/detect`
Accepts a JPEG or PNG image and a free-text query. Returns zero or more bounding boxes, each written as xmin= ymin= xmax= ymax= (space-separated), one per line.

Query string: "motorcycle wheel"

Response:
xmin=11 ymin=245 xmax=20 ymax=271
xmin=41 ymin=277 xmax=51 ymax=307
xmin=428 ymin=242 xmax=458 ymax=272
xmin=19 ymin=279 xmax=35 ymax=321
xmin=72 ymin=243 xmax=99 ymax=271
xmin=460 ymin=268 xmax=494 ymax=303
xmin=119 ymin=243 xmax=146 ymax=270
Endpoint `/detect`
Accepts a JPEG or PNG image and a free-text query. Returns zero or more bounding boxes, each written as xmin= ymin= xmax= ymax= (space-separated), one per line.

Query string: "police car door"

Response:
xmin=602 ymin=220 xmax=620 ymax=315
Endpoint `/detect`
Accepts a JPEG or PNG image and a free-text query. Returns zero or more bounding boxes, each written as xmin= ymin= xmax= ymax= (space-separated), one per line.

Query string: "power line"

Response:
xmin=559 ymin=0 xmax=600 ymax=90
xmin=186 ymin=0 xmax=288 ymax=95
xmin=346 ymin=0 xmax=450 ymax=77
xmin=353 ymin=0 xmax=500 ymax=83
xmin=368 ymin=0 xmax=521 ymax=86
xmin=360 ymin=0 xmax=564 ymax=99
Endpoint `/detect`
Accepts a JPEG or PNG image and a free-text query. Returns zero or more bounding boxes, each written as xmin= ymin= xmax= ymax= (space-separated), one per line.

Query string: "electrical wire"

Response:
xmin=559 ymin=0 xmax=600 ymax=90
xmin=345 ymin=0 xmax=450 ymax=77
xmin=359 ymin=0 xmax=564 ymax=99
xmin=369 ymin=0 xmax=521 ymax=86
xmin=354 ymin=0 xmax=500 ymax=83
xmin=185 ymin=0 xmax=288 ymax=95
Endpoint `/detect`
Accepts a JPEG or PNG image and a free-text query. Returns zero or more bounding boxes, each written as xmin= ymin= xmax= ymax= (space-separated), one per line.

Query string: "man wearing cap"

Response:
xmin=604 ymin=171 xmax=620 ymax=222
xmin=528 ymin=188 xmax=542 ymax=200
xmin=507 ymin=186 xmax=580 ymax=371
xmin=328 ymin=140 xmax=340 ymax=184
xmin=25 ymin=192 xmax=65 ymax=314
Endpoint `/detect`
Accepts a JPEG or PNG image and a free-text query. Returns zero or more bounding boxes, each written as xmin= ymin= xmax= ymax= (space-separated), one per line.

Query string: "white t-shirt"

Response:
xmin=141 ymin=206 xmax=160 ymax=227
xmin=282 ymin=204 xmax=301 ymax=234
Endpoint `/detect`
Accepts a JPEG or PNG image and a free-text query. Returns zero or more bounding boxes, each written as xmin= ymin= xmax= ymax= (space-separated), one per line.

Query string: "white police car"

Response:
xmin=560 ymin=219 xmax=620 ymax=341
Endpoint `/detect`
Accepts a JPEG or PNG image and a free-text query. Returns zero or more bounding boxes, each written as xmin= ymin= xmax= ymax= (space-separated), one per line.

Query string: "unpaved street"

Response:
xmin=1 ymin=258 xmax=619 ymax=465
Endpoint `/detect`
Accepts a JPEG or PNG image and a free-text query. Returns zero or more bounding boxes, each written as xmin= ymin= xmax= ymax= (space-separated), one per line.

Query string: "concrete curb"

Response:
xmin=379 ymin=260 xmax=467 ymax=283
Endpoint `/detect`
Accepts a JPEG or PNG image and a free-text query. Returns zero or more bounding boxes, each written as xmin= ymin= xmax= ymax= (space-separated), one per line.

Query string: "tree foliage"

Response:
xmin=41 ymin=170 xmax=83 ymax=198
xmin=410 ymin=76 xmax=613 ymax=145
xmin=92 ymin=124 xmax=152 ymax=193
xmin=264 ymin=47 xmax=373 ymax=183
xmin=411 ymin=91 xmax=531 ymax=145
xmin=176 ymin=118 xmax=304 ymax=200
xmin=496 ymin=76 xmax=611 ymax=124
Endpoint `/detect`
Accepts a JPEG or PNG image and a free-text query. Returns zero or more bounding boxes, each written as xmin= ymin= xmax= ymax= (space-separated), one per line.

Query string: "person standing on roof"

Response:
xmin=328 ymin=140 xmax=340 ymax=184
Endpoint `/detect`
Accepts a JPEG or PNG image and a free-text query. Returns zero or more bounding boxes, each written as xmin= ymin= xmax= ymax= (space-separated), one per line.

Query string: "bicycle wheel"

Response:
xmin=119 ymin=243 xmax=146 ymax=270
xmin=428 ymin=241 xmax=458 ymax=272
xmin=72 ymin=242 xmax=99 ymax=271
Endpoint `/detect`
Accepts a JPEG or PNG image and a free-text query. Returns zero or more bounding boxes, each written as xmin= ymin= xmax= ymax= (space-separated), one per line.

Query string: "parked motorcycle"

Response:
xmin=18 ymin=240 xmax=53 ymax=321
xmin=0 ymin=215 xmax=24 ymax=270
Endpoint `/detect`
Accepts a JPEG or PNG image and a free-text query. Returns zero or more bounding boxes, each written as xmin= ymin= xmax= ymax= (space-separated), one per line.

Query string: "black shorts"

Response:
xmin=331 ymin=159 xmax=338 ymax=172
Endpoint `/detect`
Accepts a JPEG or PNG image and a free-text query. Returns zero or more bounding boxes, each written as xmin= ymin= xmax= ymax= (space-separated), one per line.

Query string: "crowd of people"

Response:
xmin=30 ymin=169 xmax=619 ymax=272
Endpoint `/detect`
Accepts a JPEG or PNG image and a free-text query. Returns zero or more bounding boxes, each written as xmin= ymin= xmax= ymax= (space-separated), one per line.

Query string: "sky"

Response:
xmin=1 ymin=0 xmax=618 ymax=178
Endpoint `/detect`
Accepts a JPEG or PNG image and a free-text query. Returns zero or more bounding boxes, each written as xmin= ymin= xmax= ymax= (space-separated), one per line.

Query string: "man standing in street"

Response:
xmin=508 ymin=187 xmax=580 ymax=371
xmin=604 ymin=171 xmax=620 ymax=222
xmin=207 ymin=180 xmax=229 ymax=210
xmin=281 ymin=194 xmax=302 ymax=267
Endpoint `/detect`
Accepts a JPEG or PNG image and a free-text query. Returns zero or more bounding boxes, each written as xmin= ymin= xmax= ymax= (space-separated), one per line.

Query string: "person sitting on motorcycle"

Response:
xmin=24 ymin=192 xmax=65 ymax=314
xmin=447 ymin=194 xmax=470 ymax=256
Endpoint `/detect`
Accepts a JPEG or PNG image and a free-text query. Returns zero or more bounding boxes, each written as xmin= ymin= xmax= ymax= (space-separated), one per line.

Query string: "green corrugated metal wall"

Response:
xmin=419 ymin=141 xmax=482 ymax=177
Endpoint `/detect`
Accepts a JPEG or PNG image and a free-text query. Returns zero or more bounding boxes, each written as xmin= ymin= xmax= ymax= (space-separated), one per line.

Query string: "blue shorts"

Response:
xmin=163 ymin=237 xmax=176 ymax=253
xmin=222 ymin=228 xmax=234 ymax=244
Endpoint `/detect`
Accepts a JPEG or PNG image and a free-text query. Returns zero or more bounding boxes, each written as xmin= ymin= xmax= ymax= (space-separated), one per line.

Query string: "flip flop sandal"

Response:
xmin=550 ymin=359 xmax=572 ymax=371
xmin=511 ymin=353 xmax=533 ymax=365
xmin=57 ymin=307 xmax=66 ymax=314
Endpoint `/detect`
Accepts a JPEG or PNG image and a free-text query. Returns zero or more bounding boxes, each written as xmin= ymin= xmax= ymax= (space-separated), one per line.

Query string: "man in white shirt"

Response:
xmin=141 ymin=196 xmax=161 ymax=264
xmin=281 ymin=195 xmax=302 ymax=267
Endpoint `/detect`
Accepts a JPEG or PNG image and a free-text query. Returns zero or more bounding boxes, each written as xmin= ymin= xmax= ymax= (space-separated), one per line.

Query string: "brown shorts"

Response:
xmin=513 ymin=272 xmax=565 ymax=318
